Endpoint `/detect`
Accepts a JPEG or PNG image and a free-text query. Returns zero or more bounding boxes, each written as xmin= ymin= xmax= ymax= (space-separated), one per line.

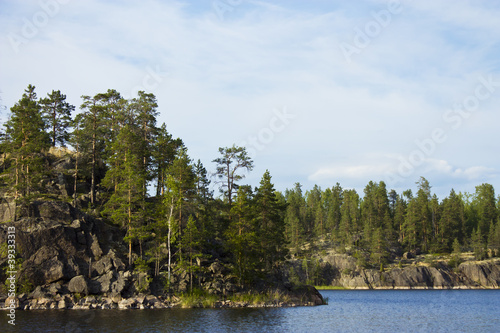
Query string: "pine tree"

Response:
xmin=474 ymin=183 xmax=497 ymax=240
xmin=152 ymin=123 xmax=181 ymax=196
xmin=162 ymin=174 xmax=181 ymax=286
xmin=487 ymin=221 xmax=500 ymax=257
xmin=370 ymin=226 xmax=389 ymax=265
xmin=324 ymin=183 xmax=342 ymax=237
xmin=403 ymin=197 xmax=419 ymax=252
xmin=193 ymin=159 xmax=214 ymax=236
xmin=394 ymin=193 xmax=407 ymax=247
xmin=102 ymin=124 xmax=145 ymax=266
xmin=212 ymin=145 xmax=253 ymax=208
xmin=471 ymin=227 xmax=485 ymax=260
xmin=306 ymin=185 xmax=323 ymax=237
xmin=438 ymin=189 xmax=464 ymax=252
xmin=77 ymin=94 xmax=109 ymax=205
xmin=284 ymin=183 xmax=306 ymax=251
xmin=340 ymin=189 xmax=360 ymax=246
xmin=4 ymin=85 xmax=50 ymax=202
xmin=181 ymin=215 xmax=206 ymax=293
xmin=39 ymin=90 xmax=74 ymax=147
xmin=254 ymin=170 xmax=287 ymax=271
xmin=168 ymin=147 xmax=196 ymax=261
xmin=415 ymin=177 xmax=432 ymax=252
xmin=225 ymin=186 xmax=258 ymax=286
xmin=129 ymin=91 xmax=158 ymax=194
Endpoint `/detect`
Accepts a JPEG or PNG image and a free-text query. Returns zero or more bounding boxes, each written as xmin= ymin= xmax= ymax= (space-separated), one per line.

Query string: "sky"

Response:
xmin=1 ymin=0 xmax=500 ymax=199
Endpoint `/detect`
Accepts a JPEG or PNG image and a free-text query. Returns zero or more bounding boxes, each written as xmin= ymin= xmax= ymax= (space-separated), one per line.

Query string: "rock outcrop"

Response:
xmin=290 ymin=252 xmax=500 ymax=289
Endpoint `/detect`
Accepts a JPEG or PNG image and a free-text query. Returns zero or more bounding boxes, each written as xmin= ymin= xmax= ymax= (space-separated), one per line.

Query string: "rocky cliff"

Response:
xmin=289 ymin=250 xmax=500 ymax=290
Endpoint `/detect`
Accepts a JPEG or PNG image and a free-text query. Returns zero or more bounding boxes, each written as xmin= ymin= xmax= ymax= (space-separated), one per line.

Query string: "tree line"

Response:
xmin=0 ymin=85 xmax=287 ymax=290
xmin=1 ymin=85 xmax=499 ymax=291
xmin=284 ymin=177 xmax=500 ymax=263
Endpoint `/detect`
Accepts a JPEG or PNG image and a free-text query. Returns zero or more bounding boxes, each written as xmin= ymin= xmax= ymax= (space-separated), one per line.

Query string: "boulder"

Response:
xmin=92 ymin=271 xmax=115 ymax=294
xmin=118 ymin=298 xmax=138 ymax=310
xmin=93 ymin=255 xmax=114 ymax=276
xmin=30 ymin=286 xmax=51 ymax=300
xmin=68 ymin=275 xmax=88 ymax=294
xmin=48 ymin=283 xmax=62 ymax=295
xmin=5 ymin=296 xmax=20 ymax=310
xmin=403 ymin=252 xmax=415 ymax=260
xmin=57 ymin=299 xmax=69 ymax=309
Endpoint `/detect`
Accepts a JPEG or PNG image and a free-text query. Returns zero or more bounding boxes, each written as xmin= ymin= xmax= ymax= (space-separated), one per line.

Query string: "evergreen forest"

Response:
xmin=1 ymin=85 xmax=500 ymax=291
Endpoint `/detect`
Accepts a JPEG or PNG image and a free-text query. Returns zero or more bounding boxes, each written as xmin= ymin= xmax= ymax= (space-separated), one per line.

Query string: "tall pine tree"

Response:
xmin=39 ymin=90 xmax=74 ymax=147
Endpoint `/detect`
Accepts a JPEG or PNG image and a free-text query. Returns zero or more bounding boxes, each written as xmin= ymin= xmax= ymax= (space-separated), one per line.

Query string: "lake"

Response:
xmin=4 ymin=290 xmax=500 ymax=332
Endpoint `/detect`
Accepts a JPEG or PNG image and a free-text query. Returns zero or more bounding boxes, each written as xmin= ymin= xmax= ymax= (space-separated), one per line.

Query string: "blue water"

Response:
xmin=3 ymin=290 xmax=499 ymax=332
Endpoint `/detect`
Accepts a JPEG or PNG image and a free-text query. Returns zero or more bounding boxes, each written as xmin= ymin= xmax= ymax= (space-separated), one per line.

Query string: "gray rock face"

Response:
xmin=302 ymin=252 xmax=500 ymax=289
xmin=20 ymin=246 xmax=71 ymax=285
xmin=459 ymin=261 xmax=500 ymax=288
xmin=92 ymin=250 xmax=125 ymax=276
xmin=34 ymin=201 xmax=74 ymax=222
xmin=0 ymin=196 xmax=16 ymax=223
xmin=0 ymin=205 xmax=125 ymax=288
xmin=111 ymin=271 xmax=127 ymax=296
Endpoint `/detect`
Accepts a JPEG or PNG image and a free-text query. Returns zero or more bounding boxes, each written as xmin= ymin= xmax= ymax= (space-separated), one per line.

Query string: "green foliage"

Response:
xmin=134 ymin=257 xmax=150 ymax=273
xmin=315 ymin=285 xmax=348 ymax=290
xmin=18 ymin=276 xmax=34 ymax=294
xmin=180 ymin=288 xmax=218 ymax=308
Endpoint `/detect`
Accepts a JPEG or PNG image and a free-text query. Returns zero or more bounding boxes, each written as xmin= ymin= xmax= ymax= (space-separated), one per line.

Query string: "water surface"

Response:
xmin=3 ymin=290 xmax=499 ymax=332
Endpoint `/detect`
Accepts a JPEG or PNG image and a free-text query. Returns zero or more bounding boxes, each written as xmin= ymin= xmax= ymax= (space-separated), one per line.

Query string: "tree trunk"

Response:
xmin=73 ymin=141 xmax=79 ymax=207
xmin=91 ymin=114 xmax=96 ymax=205
xmin=167 ymin=198 xmax=174 ymax=288
xmin=128 ymin=181 xmax=133 ymax=267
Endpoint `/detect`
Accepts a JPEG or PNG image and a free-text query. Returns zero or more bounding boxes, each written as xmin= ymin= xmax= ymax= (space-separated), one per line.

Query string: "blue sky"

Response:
xmin=1 ymin=0 xmax=499 ymax=199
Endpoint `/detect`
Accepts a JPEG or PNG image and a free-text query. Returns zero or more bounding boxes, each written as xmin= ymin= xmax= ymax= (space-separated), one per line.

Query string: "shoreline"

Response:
xmin=1 ymin=294 xmax=323 ymax=311
xmin=315 ymin=286 xmax=500 ymax=290
xmin=4 ymin=286 xmax=500 ymax=311
xmin=1 ymin=285 xmax=326 ymax=311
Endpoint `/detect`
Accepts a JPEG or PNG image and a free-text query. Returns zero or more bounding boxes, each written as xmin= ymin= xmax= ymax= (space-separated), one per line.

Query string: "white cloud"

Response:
xmin=1 ymin=0 xmax=499 ymax=197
